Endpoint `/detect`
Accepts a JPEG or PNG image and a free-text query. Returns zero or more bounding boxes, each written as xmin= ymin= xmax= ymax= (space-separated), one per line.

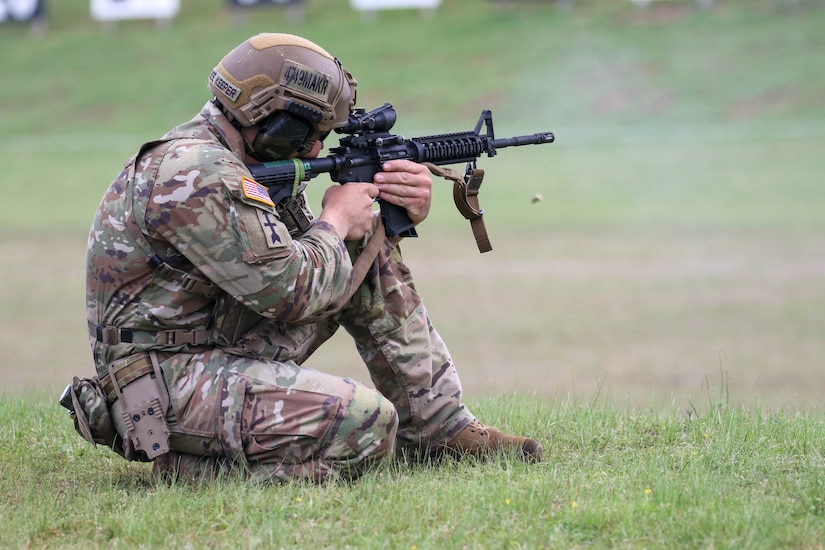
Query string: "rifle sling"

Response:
xmin=324 ymin=218 xmax=387 ymax=316
xmin=423 ymin=163 xmax=492 ymax=253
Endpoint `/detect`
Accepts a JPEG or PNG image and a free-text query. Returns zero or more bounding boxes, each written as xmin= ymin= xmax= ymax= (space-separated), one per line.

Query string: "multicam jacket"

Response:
xmin=86 ymin=101 xmax=355 ymax=372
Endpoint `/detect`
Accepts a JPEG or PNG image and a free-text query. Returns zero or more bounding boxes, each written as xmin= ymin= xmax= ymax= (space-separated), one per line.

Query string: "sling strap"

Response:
xmin=324 ymin=218 xmax=387 ymax=316
xmin=423 ymin=162 xmax=492 ymax=253
xmin=327 ymin=161 xmax=493 ymax=314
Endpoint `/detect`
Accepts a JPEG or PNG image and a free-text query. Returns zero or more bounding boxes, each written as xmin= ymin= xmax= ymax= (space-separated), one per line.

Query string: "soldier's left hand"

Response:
xmin=373 ymin=160 xmax=432 ymax=225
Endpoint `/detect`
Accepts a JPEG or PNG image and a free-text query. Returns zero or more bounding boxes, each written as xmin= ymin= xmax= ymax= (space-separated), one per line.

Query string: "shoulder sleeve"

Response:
xmin=144 ymin=140 xmax=354 ymax=322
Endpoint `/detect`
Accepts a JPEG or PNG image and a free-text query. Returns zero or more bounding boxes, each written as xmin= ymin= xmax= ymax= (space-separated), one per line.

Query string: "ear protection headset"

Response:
xmin=251 ymin=111 xmax=325 ymax=161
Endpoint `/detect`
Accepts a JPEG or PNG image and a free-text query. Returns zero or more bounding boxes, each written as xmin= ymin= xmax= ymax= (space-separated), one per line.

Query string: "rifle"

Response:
xmin=248 ymin=103 xmax=554 ymax=252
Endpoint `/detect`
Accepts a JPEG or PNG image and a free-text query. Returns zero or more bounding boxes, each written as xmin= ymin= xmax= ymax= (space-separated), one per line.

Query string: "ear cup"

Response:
xmin=251 ymin=111 xmax=314 ymax=161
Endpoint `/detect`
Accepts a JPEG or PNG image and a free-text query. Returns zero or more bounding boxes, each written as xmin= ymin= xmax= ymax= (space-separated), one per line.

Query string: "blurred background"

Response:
xmin=1 ymin=0 xmax=824 ymax=411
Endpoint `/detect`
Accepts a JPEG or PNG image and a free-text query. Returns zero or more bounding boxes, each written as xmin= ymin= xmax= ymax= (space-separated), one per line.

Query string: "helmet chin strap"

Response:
xmin=231 ymin=119 xmax=267 ymax=163
xmin=213 ymin=97 xmax=257 ymax=159
xmin=242 ymin=131 xmax=266 ymax=162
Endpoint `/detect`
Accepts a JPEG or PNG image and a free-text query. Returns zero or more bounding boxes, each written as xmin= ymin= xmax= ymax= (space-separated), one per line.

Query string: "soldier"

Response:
xmin=80 ymin=33 xmax=542 ymax=483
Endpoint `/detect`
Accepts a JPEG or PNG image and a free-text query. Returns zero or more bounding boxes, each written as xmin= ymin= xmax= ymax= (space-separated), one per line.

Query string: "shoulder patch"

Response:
xmin=241 ymin=177 xmax=275 ymax=208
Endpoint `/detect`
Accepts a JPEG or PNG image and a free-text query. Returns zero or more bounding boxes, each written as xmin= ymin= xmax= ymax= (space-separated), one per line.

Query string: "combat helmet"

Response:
xmin=209 ymin=33 xmax=357 ymax=160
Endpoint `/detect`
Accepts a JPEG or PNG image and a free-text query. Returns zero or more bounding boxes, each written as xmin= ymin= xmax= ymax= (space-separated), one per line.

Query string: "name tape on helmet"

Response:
xmin=280 ymin=60 xmax=332 ymax=102
xmin=210 ymin=70 xmax=242 ymax=102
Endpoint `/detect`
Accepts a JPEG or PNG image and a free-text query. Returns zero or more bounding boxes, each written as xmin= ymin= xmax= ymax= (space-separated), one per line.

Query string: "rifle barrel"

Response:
xmin=493 ymin=132 xmax=554 ymax=149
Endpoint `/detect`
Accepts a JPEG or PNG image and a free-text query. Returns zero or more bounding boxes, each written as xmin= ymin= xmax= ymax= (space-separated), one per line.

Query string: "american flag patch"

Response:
xmin=241 ymin=177 xmax=275 ymax=207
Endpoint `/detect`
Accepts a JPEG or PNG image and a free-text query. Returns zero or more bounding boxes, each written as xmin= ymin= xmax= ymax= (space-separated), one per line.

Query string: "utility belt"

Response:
xmin=60 ymin=351 xmax=171 ymax=461
xmin=89 ymin=320 xmax=210 ymax=347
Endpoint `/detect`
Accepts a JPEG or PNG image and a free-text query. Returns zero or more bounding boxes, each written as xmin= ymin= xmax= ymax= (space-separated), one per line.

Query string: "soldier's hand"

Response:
xmin=319 ymin=183 xmax=379 ymax=241
xmin=373 ymin=160 xmax=432 ymax=225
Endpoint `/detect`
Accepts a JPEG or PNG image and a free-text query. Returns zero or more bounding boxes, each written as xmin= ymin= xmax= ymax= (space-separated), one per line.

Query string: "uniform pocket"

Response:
xmin=242 ymin=380 xmax=342 ymax=465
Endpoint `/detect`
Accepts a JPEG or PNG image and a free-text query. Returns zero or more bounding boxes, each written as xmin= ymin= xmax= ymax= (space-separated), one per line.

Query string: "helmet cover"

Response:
xmin=208 ymin=33 xmax=357 ymax=135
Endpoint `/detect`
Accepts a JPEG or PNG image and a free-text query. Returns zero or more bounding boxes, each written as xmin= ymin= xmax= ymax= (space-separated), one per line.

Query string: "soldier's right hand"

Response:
xmin=319 ymin=183 xmax=379 ymax=241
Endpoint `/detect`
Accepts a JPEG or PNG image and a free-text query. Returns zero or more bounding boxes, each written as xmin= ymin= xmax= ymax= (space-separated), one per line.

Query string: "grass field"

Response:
xmin=3 ymin=390 xmax=825 ymax=548
xmin=1 ymin=0 xmax=825 ymax=546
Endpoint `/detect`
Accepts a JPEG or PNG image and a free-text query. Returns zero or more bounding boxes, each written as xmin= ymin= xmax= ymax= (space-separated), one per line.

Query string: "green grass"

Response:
xmin=2 ymin=1 xmax=825 ymax=546
xmin=2 ymin=392 xmax=824 ymax=548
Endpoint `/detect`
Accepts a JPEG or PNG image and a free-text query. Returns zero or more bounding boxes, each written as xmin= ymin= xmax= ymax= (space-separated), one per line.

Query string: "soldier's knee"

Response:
xmin=324 ymin=383 xmax=398 ymax=473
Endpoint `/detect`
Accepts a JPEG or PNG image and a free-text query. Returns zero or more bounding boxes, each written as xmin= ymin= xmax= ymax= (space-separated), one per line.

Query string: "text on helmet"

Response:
xmin=210 ymin=70 xmax=242 ymax=102
xmin=279 ymin=60 xmax=332 ymax=102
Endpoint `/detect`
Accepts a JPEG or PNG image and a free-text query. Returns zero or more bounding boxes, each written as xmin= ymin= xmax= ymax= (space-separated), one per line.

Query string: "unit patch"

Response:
xmin=279 ymin=60 xmax=332 ymax=102
xmin=241 ymin=177 xmax=275 ymax=207
xmin=256 ymin=209 xmax=289 ymax=249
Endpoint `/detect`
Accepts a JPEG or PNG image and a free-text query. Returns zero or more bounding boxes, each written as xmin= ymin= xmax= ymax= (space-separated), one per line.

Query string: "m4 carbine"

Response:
xmin=248 ymin=103 xmax=553 ymax=252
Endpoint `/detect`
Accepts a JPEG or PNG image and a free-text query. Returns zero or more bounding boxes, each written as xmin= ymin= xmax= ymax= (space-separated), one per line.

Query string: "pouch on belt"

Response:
xmin=60 ymin=351 xmax=171 ymax=461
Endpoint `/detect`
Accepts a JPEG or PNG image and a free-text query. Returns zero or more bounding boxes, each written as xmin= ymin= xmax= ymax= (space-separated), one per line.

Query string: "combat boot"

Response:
xmin=440 ymin=419 xmax=543 ymax=463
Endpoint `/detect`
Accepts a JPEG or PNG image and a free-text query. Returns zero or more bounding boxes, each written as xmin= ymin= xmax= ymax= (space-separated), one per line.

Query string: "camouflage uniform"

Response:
xmin=86 ymin=101 xmax=475 ymax=483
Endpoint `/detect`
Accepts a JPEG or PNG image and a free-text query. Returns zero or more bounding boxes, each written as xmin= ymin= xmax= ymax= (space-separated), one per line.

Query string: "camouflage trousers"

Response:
xmin=156 ymin=233 xmax=474 ymax=483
